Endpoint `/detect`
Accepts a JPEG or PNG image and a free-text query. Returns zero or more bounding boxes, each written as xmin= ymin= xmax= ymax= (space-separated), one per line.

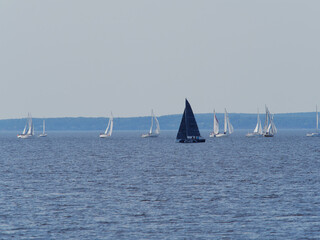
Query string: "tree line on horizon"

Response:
xmin=0 ymin=112 xmax=317 ymax=131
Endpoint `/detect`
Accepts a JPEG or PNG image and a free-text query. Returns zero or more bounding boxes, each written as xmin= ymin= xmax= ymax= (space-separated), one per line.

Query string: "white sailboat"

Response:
xmin=263 ymin=106 xmax=277 ymax=137
xmin=306 ymin=105 xmax=319 ymax=137
xmin=17 ymin=113 xmax=34 ymax=138
xmin=210 ymin=109 xmax=233 ymax=137
xmin=99 ymin=113 xmax=113 ymax=138
xmin=39 ymin=120 xmax=47 ymax=137
xmin=246 ymin=109 xmax=263 ymax=137
xmin=141 ymin=110 xmax=160 ymax=138
xmin=209 ymin=110 xmax=220 ymax=137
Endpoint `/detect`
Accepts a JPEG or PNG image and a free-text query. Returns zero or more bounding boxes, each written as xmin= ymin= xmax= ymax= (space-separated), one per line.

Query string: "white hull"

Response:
xmin=246 ymin=133 xmax=263 ymax=137
xmin=209 ymin=133 xmax=227 ymax=138
xmin=39 ymin=134 xmax=47 ymax=137
xmin=17 ymin=134 xmax=33 ymax=139
xmin=141 ymin=133 xmax=159 ymax=138
xmin=306 ymin=132 xmax=320 ymax=137
xmin=99 ymin=133 xmax=111 ymax=138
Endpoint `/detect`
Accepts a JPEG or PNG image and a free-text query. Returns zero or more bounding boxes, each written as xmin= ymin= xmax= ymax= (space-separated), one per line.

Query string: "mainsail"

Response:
xmin=176 ymin=99 xmax=204 ymax=143
xmin=213 ymin=110 xmax=219 ymax=134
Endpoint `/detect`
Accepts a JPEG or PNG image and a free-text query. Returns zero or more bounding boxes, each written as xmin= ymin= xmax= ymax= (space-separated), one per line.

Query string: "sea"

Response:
xmin=0 ymin=130 xmax=319 ymax=239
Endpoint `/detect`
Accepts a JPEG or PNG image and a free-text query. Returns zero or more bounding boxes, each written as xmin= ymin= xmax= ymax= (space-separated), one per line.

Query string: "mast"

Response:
xmin=43 ymin=120 xmax=45 ymax=134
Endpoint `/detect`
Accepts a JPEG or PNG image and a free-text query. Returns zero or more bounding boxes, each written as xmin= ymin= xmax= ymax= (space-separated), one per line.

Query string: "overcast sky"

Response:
xmin=1 ymin=0 xmax=320 ymax=119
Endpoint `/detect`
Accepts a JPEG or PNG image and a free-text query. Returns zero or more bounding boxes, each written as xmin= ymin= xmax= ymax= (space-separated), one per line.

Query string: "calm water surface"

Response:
xmin=0 ymin=130 xmax=319 ymax=239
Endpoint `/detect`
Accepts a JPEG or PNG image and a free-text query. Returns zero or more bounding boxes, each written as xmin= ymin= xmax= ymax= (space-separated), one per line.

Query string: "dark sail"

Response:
xmin=176 ymin=99 xmax=204 ymax=143
xmin=176 ymin=109 xmax=187 ymax=139
xmin=185 ymin=99 xmax=201 ymax=137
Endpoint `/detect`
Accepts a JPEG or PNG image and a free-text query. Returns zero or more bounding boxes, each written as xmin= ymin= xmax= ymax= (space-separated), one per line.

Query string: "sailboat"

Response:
xmin=17 ymin=113 xmax=34 ymax=138
xmin=99 ymin=113 xmax=113 ymax=138
xmin=209 ymin=110 xmax=219 ymax=137
xmin=39 ymin=120 xmax=47 ymax=137
xmin=210 ymin=109 xmax=233 ymax=137
xmin=176 ymin=99 xmax=205 ymax=143
xmin=306 ymin=105 xmax=319 ymax=137
xmin=263 ymin=106 xmax=277 ymax=137
xmin=246 ymin=109 xmax=263 ymax=137
xmin=141 ymin=110 xmax=160 ymax=138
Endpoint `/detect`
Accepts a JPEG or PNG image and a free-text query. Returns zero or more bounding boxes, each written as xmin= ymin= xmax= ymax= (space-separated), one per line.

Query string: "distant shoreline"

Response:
xmin=0 ymin=112 xmax=318 ymax=131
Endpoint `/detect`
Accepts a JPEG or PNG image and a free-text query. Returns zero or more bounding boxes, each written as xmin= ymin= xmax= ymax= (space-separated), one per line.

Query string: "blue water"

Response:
xmin=0 ymin=130 xmax=319 ymax=239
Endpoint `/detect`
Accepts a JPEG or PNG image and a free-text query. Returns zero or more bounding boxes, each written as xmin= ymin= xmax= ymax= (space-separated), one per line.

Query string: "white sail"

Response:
xmin=105 ymin=113 xmax=113 ymax=136
xmin=227 ymin=117 xmax=234 ymax=134
xmin=27 ymin=114 xmax=33 ymax=135
xmin=264 ymin=107 xmax=277 ymax=137
xmin=225 ymin=110 xmax=233 ymax=134
xmin=100 ymin=112 xmax=113 ymax=138
xmin=253 ymin=111 xmax=260 ymax=133
xmin=263 ymin=106 xmax=269 ymax=134
xmin=213 ymin=110 xmax=219 ymax=134
xmin=22 ymin=123 xmax=27 ymax=135
xmin=109 ymin=115 xmax=114 ymax=136
xmin=104 ymin=118 xmax=111 ymax=135
xmin=149 ymin=110 xmax=154 ymax=134
xmin=224 ymin=109 xmax=227 ymax=134
xmin=154 ymin=115 xmax=160 ymax=134
xmin=258 ymin=120 xmax=263 ymax=134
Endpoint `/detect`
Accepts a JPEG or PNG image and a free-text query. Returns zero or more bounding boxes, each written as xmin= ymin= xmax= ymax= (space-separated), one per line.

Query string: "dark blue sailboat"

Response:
xmin=176 ymin=99 xmax=206 ymax=143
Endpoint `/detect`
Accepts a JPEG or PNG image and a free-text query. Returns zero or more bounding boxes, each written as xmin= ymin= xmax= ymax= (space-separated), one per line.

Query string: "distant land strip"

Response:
xmin=0 ymin=112 xmax=317 ymax=131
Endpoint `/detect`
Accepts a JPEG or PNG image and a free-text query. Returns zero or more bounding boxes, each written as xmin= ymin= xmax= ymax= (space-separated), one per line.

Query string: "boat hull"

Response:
xmin=176 ymin=138 xmax=205 ymax=143
xmin=39 ymin=134 xmax=47 ymax=137
xmin=141 ymin=133 xmax=159 ymax=138
xmin=306 ymin=132 xmax=320 ymax=137
xmin=264 ymin=133 xmax=274 ymax=137
xmin=17 ymin=134 xmax=33 ymax=139
xmin=210 ymin=133 xmax=227 ymax=138
xmin=246 ymin=133 xmax=263 ymax=137
xmin=99 ymin=134 xmax=111 ymax=138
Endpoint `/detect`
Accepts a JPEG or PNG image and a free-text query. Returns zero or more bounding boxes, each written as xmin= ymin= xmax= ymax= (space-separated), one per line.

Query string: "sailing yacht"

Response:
xmin=209 ymin=110 xmax=220 ymax=137
xmin=176 ymin=99 xmax=205 ymax=143
xmin=17 ymin=113 xmax=34 ymax=138
xmin=246 ymin=110 xmax=263 ymax=137
xmin=39 ymin=120 xmax=47 ymax=137
xmin=210 ymin=109 xmax=233 ymax=137
xmin=263 ymin=106 xmax=277 ymax=137
xmin=306 ymin=105 xmax=319 ymax=137
xmin=141 ymin=110 xmax=160 ymax=138
xmin=99 ymin=113 xmax=113 ymax=138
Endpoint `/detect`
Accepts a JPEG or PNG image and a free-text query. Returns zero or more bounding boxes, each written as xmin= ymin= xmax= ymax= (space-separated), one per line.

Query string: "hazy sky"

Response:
xmin=1 ymin=0 xmax=320 ymax=118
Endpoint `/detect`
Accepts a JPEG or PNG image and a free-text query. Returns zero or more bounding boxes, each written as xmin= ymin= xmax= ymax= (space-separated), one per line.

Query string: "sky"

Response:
xmin=1 ymin=0 xmax=320 ymax=119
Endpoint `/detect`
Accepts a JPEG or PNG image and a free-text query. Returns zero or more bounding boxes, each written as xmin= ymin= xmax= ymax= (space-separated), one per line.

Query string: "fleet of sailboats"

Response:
xmin=306 ymin=105 xmax=319 ymax=137
xmin=99 ymin=113 xmax=114 ymax=138
xmin=176 ymin=99 xmax=205 ymax=143
xmin=210 ymin=109 xmax=233 ymax=137
xmin=246 ymin=109 xmax=263 ymax=137
xmin=141 ymin=110 xmax=160 ymax=138
xmin=11 ymin=104 xmax=320 ymax=139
